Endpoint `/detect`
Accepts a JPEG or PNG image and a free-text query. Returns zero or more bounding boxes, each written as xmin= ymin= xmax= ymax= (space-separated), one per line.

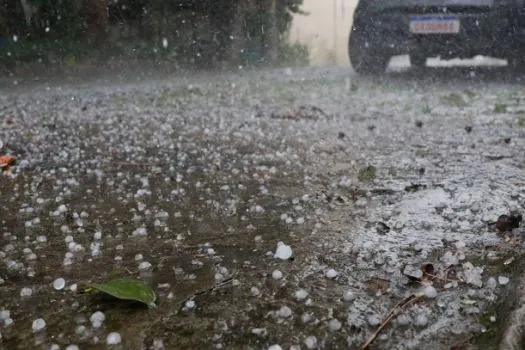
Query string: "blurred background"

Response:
xmin=0 ymin=0 xmax=358 ymax=74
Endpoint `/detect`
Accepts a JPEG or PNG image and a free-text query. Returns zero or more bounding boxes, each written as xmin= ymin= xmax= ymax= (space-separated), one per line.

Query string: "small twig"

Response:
xmin=179 ymin=277 xmax=235 ymax=309
xmin=425 ymin=273 xmax=459 ymax=283
xmin=359 ymin=294 xmax=424 ymax=350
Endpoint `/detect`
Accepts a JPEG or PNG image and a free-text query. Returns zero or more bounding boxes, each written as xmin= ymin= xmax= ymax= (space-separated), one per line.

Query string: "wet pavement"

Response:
xmin=1 ymin=62 xmax=525 ymax=350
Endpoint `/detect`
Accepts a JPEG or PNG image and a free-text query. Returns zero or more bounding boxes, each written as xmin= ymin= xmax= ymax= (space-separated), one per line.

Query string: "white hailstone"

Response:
xmin=185 ymin=300 xmax=195 ymax=309
xmin=20 ymin=287 xmax=33 ymax=297
xmin=343 ymin=290 xmax=356 ymax=301
xmin=280 ymin=213 xmax=288 ymax=221
xmin=498 ymin=276 xmax=510 ymax=285
xmin=296 ymin=217 xmax=305 ymax=224
xmin=36 ymin=235 xmax=47 ymax=243
xmin=4 ymin=318 xmax=13 ymax=326
xmin=106 ymin=332 xmax=122 ymax=345
xmin=250 ymin=287 xmax=261 ymax=297
xmin=135 ymin=253 xmax=144 ymax=261
xmin=32 ymin=318 xmax=46 ymax=332
xmin=138 ymin=261 xmax=152 ymax=271
xmin=274 ymin=242 xmax=293 ymax=260
xmin=268 ymin=345 xmax=283 ymax=350
xmin=301 ymin=313 xmax=313 ymax=323
xmin=90 ymin=311 xmax=106 ymax=328
xmin=277 ymin=306 xmax=292 ymax=318
xmin=0 ymin=310 xmax=9 ymax=322
xmin=285 ymin=217 xmax=293 ymax=224
xmin=304 ymin=336 xmax=318 ymax=349
xmin=93 ymin=231 xmax=102 ymax=240
xmin=53 ymin=278 xmax=66 ymax=290
xmin=325 ymin=268 xmax=338 ymax=278
xmin=329 ymin=318 xmax=342 ymax=331
xmin=57 ymin=204 xmax=68 ymax=213
xmin=396 ymin=314 xmax=411 ymax=326
xmin=423 ymin=285 xmax=438 ymax=299
xmin=272 ymin=270 xmax=283 ymax=280
xmin=65 ymin=345 xmax=80 ymax=350
xmin=132 ymin=227 xmax=147 ymax=236
xmin=414 ymin=313 xmax=428 ymax=327
xmin=367 ymin=314 xmax=381 ymax=326
xmin=295 ymin=289 xmax=308 ymax=301
xmin=49 ymin=344 xmax=60 ymax=350
xmin=65 ymin=235 xmax=74 ymax=243
xmin=69 ymin=284 xmax=78 ymax=292
xmin=207 ymin=248 xmax=216 ymax=255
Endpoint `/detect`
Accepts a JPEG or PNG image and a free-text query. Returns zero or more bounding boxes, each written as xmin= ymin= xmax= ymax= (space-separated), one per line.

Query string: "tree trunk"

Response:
xmin=81 ymin=0 xmax=108 ymax=45
xmin=263 ymin=0 xmax=279 ymax=63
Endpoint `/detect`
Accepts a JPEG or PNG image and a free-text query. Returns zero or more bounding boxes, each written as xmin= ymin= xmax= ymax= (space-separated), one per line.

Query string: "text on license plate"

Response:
xmin=409 ymin=15 xmax=460 ymax=34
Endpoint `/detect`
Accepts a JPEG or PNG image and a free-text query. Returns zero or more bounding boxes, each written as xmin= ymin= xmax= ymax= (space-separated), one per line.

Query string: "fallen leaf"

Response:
xmin=85 ymin=278 xmax=157 ymax=308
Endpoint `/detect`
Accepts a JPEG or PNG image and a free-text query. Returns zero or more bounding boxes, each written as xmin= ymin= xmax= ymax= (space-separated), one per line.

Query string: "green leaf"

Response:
xmin=86 ymin=279 xmax=157 ymax=308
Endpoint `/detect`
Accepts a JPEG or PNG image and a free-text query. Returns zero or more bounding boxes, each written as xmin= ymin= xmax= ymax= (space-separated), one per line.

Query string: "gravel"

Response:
xmin=1 ymin=63 xmax=525 ymax=349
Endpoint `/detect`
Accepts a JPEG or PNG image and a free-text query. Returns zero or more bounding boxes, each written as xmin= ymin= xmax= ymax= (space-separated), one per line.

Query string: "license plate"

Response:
xmin=409 ymin=15 xmax=460 ymax=34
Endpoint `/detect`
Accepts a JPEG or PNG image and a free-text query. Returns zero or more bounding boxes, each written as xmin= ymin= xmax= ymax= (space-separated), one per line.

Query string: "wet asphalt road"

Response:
xmin=2 ymin=61 xmax=525 ymax=350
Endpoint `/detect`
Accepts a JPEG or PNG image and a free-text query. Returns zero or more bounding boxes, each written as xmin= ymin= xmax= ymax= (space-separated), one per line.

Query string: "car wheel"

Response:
xmin=348 ymin=27 xmax=390 ymax=75
xmin=410 ymin=53 xmax=427 ymax=69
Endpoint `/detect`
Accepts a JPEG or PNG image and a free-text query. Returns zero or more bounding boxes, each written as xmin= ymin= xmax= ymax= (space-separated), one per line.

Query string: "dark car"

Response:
xmin=348 ymin=0 xmax=525 ymax=74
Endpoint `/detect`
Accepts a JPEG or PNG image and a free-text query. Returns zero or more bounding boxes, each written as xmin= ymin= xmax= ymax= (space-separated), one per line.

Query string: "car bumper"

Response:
xmin=355 ymin=8 xmax=525 ymax=57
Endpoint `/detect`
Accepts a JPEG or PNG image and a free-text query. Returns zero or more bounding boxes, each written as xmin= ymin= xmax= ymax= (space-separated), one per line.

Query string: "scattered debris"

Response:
xmin=358 ymin=165 xmax=377 ymax=181
xmin=489 ymin=214 xmax=522 ymax=233
xmin=376 ymin=222 xmax=390 ymax=235
xmin=359 ymin=294 xmax=424 ymax=350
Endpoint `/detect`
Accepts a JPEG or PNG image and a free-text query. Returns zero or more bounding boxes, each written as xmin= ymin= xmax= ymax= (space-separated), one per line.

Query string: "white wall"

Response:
xmin=289 ymin=0 xmax=358 ymax=66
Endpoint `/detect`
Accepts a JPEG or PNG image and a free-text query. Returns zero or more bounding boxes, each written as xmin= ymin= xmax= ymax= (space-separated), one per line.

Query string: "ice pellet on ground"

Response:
xmin=65 ymin=345 xmax=80 ymax=350
xmin=251 ymin=287 xmax=261 ymax=297
xmin=277 ymin=305 xmax=292 ymax=318
xmin=185 ymin=300 xmax=195 ymax=309
xmin=415 ymin=313 xmax=429 ymax=327
xmin=272 ymin=270 xmax=283 ymax=280
xmin=295 ymin=289 xmax=308 ymax=300
xmin=329 ymin=318 xmax=342 ymax=331
xmin=498 ymin=276 xmax=510 ymax=285
xmin=106 ymin=332 xmax=122 ymax=345
xmin=32 ymin=318 xmax=46 ymax=332
xmin=304 ymin=335 xmax=318 ymax=349
xmin=53 ymin=278 xmax=66 ymax=290
xmin=423 ymin=285 xmax=438 ymax=299
xmin=20 ymin=287 xmax=32 ymax=297
xmin=274 ymin=242 xmax=292 ymax=260
xmin=138 ymin=261 xmax=152 ymax=271
xmin=0 ymin=310 xmax=10 ymax=321
xmin=268 ymin=345 xmax=283 ymax=350
xmin=90 ymin=311 xmax=106 ymax=328
xmin=343 ymin=290 xmax=356 ymax=301
xmin=367 ymin=314 xmax=381 ymax=326
xmin=325 ymin=268 xmax=338 ymax=278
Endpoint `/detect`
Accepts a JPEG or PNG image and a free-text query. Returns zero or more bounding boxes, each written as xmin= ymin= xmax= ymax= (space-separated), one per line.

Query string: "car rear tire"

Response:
xmin=410 ymin=53 xmax=427 ymax=69
xmin=348 ymin=27 xmax=390 ymax=75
